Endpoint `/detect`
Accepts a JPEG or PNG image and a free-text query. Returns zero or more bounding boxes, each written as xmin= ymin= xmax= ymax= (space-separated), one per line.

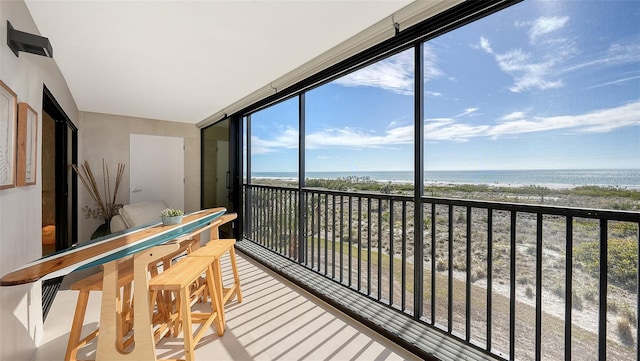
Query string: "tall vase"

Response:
xmin=91 ymin=219 xmax=111 ymax=240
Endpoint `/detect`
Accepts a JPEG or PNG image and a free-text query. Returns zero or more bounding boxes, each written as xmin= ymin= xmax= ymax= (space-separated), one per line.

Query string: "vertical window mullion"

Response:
xmin=298 ymin=94 xmax=306 ymax=263
xmin=414 ymin=42 xmax=425 ymax=320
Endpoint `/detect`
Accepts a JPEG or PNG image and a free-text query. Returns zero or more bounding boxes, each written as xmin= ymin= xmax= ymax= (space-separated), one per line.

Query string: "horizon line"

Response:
xmin=252 ymin=168 xmax=640 ymax=173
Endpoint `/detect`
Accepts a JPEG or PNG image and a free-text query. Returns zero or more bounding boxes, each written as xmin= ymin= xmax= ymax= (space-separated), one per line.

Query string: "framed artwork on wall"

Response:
xmin=17 ymin=102 xmax=38 ymax=186
xmin=0 ymin=80 xmax=18 ymax=190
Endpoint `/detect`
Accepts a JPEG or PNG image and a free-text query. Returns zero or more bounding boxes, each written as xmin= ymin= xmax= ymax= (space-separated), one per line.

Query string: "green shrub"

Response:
xmin=470 ymin=268 xmax=486 ymax=282
xmin=525 ymin=285 xmax=534 ymax=299
xmin=574 ymin=238 xmax=638 ymax=291
xmin=583 ymin=289 xmax=597 ymax=302
xmin=572 ymin=291 xmax=583 ymax=311
xmin=569 ymin=185 xmax=640 ymax=200
xmin=616 ymin=317 xmax=634 ymax=346
xmin=620 ymin=304 xmax=637 ymax=324
xmin=610 ymin=221 xmax=638 ymax=235
xmin=552 ymin=284 xmax=565 ymax=299
xmin=380 ymin=182 xmax=393 ymax=194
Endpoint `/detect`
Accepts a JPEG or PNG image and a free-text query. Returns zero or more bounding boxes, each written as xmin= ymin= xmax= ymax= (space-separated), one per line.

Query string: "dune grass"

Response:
xmin=300 ymin=237 xmax=635 ymax=360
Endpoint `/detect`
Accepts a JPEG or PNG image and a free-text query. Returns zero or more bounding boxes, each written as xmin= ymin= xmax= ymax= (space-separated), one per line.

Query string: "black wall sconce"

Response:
xmin=7 ymin=21 xmax=53 ymax=58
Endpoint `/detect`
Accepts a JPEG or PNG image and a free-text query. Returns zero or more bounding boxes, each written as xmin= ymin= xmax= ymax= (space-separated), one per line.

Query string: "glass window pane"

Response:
xmin=249 ymin=96 xmax=299 ymax=185
xmin=422 ymin=1 xmax=639 ymax=360
xmin=305 ymin=48 xmax=415 ymax=191
xmin=423 ymin=0 xmax=639 ymax=210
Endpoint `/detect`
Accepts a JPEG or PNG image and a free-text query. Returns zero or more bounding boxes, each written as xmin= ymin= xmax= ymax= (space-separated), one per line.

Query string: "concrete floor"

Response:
xmin=32 ymin=252 xmax=420 ymax=361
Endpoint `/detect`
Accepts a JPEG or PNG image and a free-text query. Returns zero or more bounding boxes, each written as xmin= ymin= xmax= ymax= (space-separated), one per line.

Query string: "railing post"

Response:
xmin=448 ymin=204 xmax=453 ymax=332
xmin=487 ymin=209 xmax=493 ymax=351
xmin=245 ymin=185 xmax=252 ymax=238
xmin=431 ymin=203 xmax=436 ymax=324
xmin=389 ymin=199 xmax=395 ymax=305
xmin=598 ymin=220 xmax=608 ymax=361
xmin=510 ymin=211 xmax=516 ymax=360
xmin=536 ymin=213 xmax=543 ymax=361
xmin=565 ymin=216 xmax=573 ymax=361
xmin=466 ymin=206 xmax=472 ymax=342
xmin=636 ymin=223 xmax=639 ymax=361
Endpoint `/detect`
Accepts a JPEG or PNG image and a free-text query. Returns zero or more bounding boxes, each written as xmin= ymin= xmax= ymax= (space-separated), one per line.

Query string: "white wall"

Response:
xmin=0 ymin=4 xmax=202 ymax=359
xmin=0 ymin=1 xmax=79 ymax=360
xmin=79 ymin=112 xmax=200 ymax=242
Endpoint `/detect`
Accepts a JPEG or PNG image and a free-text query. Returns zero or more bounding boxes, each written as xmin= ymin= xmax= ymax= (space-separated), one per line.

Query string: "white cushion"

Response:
xmin=119 ymin=200 xmax=168 ymax=228
xmin=110 ymin=215 xmax=128 ymax=233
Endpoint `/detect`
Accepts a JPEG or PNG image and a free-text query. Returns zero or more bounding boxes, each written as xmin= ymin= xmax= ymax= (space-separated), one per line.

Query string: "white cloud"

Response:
xmin=426 ymin=122 xmax=489 ymax=142
xmin=500 ymin=111 xmax=528 ymax=122
xmin=564 ymin=39 xmax=640 ymax=73
xmin=252 ymin=101 xmax=639 ymax=153
xmin=480 ymin=43 xmax=564 ymax=92
xmin=487 ymin=100 xmax=640 ymax=137
xmin=588 ymin=75 xmax=640 ymax=89
xmin=251 ymin=127 xmax=298 ymax=154
xmin=495 ymin=49 xmax=531 ymax=72
xmin=334 ymin=52 xmax=414 ymax=95
xmin=305 ymin=125 xmax=414 ymax=150
xmin=425 ymin=117 xmax=454 ymax=125
xmin=455 ymin=108 xmax=478 ymax=118
xmin=493 ymin=49 xmax=563 ymax=92
xmin=334 ymin=45 xmax=443 ymax=95
xmin=478 ymin=15 xmax=574 ymax=93
xmin=478 ymin=36 xmax=493 ymax=54
xmin=424 ymin=101 xmax=639 ymax=141
xmin=529 ymin=16 xmax=569 ymax=43
xmin=252 ymin=125 xmax=415 ymax=155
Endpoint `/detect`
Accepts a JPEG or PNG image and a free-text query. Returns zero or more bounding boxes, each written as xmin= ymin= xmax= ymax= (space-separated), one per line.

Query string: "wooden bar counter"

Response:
xmin=0 ymin=208 xmax=231 ymax=361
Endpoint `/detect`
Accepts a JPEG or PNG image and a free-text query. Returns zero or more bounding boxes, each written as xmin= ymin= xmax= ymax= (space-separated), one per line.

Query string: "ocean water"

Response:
xmin=251 ymin=169 xmax=640 ymax=189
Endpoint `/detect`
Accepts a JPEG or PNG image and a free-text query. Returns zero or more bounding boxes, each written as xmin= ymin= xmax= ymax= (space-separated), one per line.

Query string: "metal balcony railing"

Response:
xmin=242 ymin=184 xmax=639 ymax=361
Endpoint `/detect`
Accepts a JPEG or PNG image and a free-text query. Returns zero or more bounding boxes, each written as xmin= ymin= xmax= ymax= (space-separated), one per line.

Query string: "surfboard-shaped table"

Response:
xmin=0 ymin=208 xmax=226 ymax=286
xmin=1 ymin=208 xmax=230 ymax=361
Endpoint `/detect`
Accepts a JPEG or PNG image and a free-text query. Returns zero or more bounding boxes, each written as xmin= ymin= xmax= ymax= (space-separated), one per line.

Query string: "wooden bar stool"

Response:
xmin=65 ymin=258 xmax=135 ymax=361
xmin=148 ymin=255 xmax=224 ymax=361
xmin=187 ymin=239 xmax=242 ymax=325
xmin=208 ymin=214 xmax=237 ymax=240
xmin=66 ymin=237 xmax=198 ymax=361
xmin=146 ymin=237 xmax=199 ymax=341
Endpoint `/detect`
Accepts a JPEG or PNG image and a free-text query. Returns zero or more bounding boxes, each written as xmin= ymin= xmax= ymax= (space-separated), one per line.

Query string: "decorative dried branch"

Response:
xmin=70 ymin=160 xmax=126 ymax=222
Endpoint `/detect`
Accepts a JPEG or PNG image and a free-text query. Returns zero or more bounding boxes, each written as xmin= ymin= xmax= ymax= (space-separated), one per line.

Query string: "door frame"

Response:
xmin=43 ymin=85 xmax=77 ymax=249
xmin=201 ymin=117 xmax=240 ymax=239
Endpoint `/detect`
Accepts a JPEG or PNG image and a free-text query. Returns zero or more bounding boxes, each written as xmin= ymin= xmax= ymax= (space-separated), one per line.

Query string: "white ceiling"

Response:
xmin=24 ymin=0 xmax=414 ymax=124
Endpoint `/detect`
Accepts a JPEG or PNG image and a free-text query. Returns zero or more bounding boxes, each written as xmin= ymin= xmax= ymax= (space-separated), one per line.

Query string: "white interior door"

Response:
xmin=130 ymin=134 xmax=184 ymax=210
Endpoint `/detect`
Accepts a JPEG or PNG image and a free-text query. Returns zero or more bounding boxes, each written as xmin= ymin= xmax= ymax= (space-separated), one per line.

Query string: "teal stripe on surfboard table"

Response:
xmin=6 ymin=209 xmax=225 ymax=283
xmin=74 ymin=209 xmax=225 ymax=272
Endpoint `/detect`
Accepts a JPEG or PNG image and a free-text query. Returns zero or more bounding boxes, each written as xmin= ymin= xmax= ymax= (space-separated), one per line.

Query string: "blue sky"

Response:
xmin=250 ymin=0 xmax=640 ymax=173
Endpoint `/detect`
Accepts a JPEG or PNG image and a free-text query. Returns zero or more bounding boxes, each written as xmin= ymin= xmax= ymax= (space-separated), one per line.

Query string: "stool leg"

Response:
xmin=179 ymin=287 xmax=195 ymax=361
xmin=122 ymin=283 xmax=133 ymax=336
xmin=212 ymin=259 xmax=226 ymax=326
xmin=65 ymin=290 xmax=90 ymax=361
xmin=115 ymin=284 xmax=126 ymax=352
xmin=205 ymin=263 xmax=225 ymax=336
xmin=228 ymin=247 xmax=243 ymax=303
xmin=172 ymin=290 xmax=182 ymax=337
